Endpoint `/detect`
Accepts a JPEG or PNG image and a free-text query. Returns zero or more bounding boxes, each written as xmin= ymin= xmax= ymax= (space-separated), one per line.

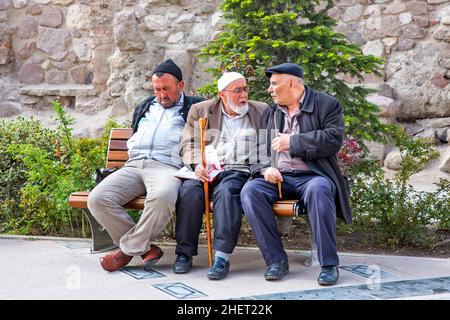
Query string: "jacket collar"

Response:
xmin=208 ymin=98 xmax=222 ymax=131
xmin=143 ymin=91 xmax=191 ymax=120
xmin=247 ymin=102 xmax=260 ymax=130
xmin=300 ymin=86 xmax=314 ymax=113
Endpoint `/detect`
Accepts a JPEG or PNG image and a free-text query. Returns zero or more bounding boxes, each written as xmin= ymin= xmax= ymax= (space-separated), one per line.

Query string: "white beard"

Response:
xmin=229 ymin=102 xmax=249 ymax=115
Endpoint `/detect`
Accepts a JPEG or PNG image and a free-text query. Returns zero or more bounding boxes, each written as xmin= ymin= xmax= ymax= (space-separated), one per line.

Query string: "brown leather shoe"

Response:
xmin=100 ymin=249 xmax=132 ymax=272
xmin=141 ymin=244 xmax=164 ymax=271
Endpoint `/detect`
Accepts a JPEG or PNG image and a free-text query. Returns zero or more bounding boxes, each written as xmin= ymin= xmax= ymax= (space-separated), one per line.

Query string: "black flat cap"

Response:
xmin=152 ymin=59 xmax=183 ymax=81
xmin=265 ymin=62 xmax=304 ymax=79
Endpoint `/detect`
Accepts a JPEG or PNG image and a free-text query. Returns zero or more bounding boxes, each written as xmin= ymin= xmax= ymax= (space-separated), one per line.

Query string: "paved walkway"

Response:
xmin=0 ymin=235 xmax=449 ymax=300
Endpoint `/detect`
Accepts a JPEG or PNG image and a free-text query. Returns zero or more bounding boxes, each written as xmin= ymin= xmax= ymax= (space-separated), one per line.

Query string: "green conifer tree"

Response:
xmin=198 ymin=0 xmax=388 ymax=143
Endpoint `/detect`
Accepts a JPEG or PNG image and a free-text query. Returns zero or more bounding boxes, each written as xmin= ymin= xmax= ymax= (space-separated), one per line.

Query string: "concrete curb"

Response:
xmin=0 ymin=234 xmax=90 ymax=242
xmin=1 ymin=234 xmax=448 ymax=262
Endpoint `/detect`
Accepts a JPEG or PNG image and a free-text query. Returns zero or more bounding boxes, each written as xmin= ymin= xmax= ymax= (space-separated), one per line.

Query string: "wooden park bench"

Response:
xmin=69 ymin=128 xmax=318 ymax=265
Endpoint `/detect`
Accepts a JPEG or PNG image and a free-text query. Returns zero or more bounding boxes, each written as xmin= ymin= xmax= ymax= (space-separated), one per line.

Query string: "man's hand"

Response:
xmin=272 ymin=134 xmax=290 ymax=153
xmin=195 ymin=164 xmax=210 ymax=182
xmin=263 ymin=167 xmax=283 ymax=184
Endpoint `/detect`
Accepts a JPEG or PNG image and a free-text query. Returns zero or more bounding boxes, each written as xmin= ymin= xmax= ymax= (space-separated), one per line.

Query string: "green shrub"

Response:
xmin=339 ymin=129 xmax=449 ymax=247
xmin=348 ymin=171 xmax=449 ymax=247
xmin=0 ymin=117 xmax=60 ymax=233
xmin=0 ymin=101 xmax=126 ymax=237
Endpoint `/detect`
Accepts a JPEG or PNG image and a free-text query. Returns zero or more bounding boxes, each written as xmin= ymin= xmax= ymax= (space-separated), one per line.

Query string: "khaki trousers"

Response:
xmin=87 ymin=159 xmax=181 ymax=256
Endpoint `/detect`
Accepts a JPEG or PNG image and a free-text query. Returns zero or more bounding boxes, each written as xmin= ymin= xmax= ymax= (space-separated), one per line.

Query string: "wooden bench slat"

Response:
xmin=273 ymin=200 xmax=297 ymax=205
xmin=69 ymin=194 xmax=91 ymax=208
xmin=69 ymin=192 xmax=146 ymax=210
xmin=107 ymin=161 xmax=127 ymax=169
xmin=108 ymin=140 xmax=128 ymax=150
xmin=71 ymin=191 xmax=89 ymax=196
xmin=123 ymin=197 xmax=146 ymax=209
xmin=69 ymin=191 xmax=296 ymax=216
xmin=107 ymin=150 xmax=129 ymax=161
xmin=110 ymin=128 xmax=133 ymax=140
xmin=273 ymin=201 xmax=297 ymax=216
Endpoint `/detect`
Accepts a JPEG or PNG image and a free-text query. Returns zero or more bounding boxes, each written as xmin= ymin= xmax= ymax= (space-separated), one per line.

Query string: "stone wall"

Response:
xmin=0 ymin=0 xmax=223 ymax=136
xmin=0 ymin=0 xmax=449 ymax=173
xmin=330 ymin=0 xmax=450 ymax=174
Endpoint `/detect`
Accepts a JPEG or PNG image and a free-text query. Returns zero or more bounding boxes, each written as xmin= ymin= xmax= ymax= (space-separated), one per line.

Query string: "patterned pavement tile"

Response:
xmin=152 ymin=282 xmax=207 ymax=299
xmin=120 ymin=266 xmax=166 ymax=280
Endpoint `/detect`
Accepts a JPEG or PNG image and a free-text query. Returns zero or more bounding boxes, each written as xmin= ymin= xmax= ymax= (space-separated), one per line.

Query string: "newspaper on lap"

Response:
xmin=174 ymin=145 xmax=223 ymax=181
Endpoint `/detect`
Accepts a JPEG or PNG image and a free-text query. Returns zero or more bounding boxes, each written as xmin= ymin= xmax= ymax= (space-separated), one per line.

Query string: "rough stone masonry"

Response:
xmin=0 ymin=0 xmax=449 ymax=175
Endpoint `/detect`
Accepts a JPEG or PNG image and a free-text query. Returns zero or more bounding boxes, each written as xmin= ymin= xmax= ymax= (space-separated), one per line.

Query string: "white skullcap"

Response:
xmin=217 ymin=72 xmax=245 ymax=92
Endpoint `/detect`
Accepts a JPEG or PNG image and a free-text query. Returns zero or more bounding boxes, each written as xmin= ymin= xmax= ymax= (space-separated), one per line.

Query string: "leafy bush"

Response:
xmin=0 ymin=117 xmax=60 ymax=233
xmin=348 ymin=172 xmax=449 ymax=247
xmin=339 ymin=129 xmax=448 ymax=247
xmin=0 ymin=101 xmax=125 ymax=237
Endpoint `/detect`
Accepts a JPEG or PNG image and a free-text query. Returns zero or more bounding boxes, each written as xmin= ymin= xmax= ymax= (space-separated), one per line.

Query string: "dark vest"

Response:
xmin=131 ymin=94 xmax=204 ymax=133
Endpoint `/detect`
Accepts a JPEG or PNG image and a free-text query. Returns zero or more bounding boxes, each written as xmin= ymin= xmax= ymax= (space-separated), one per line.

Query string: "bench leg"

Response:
xmin=276 ymin=216 xmax=293 ymax=236
xmin=276 ymin=215 xmax=319 ymax=266
xmin=81 ymin=208 xmax=117 ymax=253
xmin=303 ymin=215 xmax=320 ymax=267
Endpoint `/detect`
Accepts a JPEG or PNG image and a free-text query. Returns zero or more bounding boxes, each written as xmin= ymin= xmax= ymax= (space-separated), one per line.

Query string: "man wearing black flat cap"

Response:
xmin=88 ymin=59 xmax=204 ymax=273
xmin=241 ymin=62 xmax=351 ymax=286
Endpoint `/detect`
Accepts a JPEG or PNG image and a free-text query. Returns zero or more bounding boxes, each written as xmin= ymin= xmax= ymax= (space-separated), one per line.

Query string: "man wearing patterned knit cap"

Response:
xmin=88 ymin=59 xmax=204 ymax=272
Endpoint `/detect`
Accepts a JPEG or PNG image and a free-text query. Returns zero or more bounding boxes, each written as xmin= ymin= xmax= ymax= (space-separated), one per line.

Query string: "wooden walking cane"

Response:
xmin=199 ymin=117 xmax=213 ymax=267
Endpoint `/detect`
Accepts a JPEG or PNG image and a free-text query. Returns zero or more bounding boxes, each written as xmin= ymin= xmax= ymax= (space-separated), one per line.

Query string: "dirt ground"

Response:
xmin=192 ymin=217 xmax=450 ymax=259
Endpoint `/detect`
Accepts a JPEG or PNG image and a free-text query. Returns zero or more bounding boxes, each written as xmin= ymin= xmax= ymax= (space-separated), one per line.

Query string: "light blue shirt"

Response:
xmin=127 ymin=93 xmax=185 ymax=168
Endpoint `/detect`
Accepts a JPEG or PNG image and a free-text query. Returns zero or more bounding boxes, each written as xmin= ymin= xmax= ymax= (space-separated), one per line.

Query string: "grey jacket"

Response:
xmin=252 ymin=86 xmax=352 ymax=224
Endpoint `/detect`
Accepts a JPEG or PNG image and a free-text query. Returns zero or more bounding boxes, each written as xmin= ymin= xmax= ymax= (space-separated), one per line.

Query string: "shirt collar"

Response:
xmin=299 ymin=89 xmax=305 ymax=106
xmin=153 ymin=92 xmax=184 ymax=109
xmin=276 ymin=89 xmax=306 ymax=115
xmin=174 ymin=91 xmax=184 ymax=107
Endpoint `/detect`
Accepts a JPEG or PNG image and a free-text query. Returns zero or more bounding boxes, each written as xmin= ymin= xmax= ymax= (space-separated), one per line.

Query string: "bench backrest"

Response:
xmin=106 ymin=128 xmax=133 ymax=169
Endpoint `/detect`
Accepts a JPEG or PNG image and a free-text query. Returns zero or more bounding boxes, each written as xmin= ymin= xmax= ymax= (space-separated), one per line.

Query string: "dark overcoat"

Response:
xmin=252 ymin=86 xmax=352 ymax=224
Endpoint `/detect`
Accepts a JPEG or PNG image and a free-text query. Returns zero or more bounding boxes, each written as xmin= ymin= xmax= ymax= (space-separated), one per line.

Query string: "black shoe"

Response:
xmin=264 ymin=259 xmax=289 ymax=281
xmin=173 ymin=254 xmax=192 ymax=274
xmin=207 ymin=257 xmax=230 ymax=280
xmin=317 ymin=265 xmax=339 ymax=286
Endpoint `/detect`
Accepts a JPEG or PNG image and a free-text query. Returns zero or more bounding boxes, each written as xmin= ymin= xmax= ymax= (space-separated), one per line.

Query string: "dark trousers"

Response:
xmin=241 ymin=172 xmax=339 ymax=267
xmin=175 ymin=170 xmax=250 ymax=257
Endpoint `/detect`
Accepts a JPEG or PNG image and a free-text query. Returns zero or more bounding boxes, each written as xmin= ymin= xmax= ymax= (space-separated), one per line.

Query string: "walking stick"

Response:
xmin=199 ymin=117 xmax=213 ymax=267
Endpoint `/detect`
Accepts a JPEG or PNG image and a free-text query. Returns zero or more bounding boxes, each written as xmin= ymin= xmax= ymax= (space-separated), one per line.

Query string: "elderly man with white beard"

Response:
xmin=173 ymin=72 xmax=268 ymax=280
